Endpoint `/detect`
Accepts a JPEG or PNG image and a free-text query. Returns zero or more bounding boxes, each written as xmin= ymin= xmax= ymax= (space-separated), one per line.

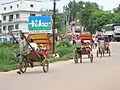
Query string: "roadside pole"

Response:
xmin=52 ymin=0 xmax=59 ymax=54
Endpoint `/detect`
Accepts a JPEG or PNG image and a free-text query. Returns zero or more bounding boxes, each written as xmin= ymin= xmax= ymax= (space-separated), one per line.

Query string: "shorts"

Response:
xmin=76 ymin=48 xmax=81 ymax=54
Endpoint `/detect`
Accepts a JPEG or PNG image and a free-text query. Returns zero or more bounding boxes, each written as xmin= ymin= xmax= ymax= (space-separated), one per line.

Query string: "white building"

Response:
xmin=0 ymin=0 xmax=53 ymax=34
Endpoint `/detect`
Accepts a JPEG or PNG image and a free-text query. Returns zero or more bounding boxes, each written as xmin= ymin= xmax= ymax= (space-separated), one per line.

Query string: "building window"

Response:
xmin=30 ymin=4 xmax=34 ymax=7
xmin=4 ymin=7 xmax=6 ymax=10
xmin=15 ymin=24 xmax=19 ymax=29
xmin=8 ymin=25 xmax=14 ymax=30
xmin=3 ymin=16 xmax=6 ymax=21
xmin=30 ymin=14 xmax=36 ymax=16
xmin=16 ymin=14 xmax=20 ymax=18
xmin=17 ymin=4 xmax=19 ymax=8
xmin=9 ymin=15 xmax=13 ymax=21
xmin=3 ymin=26 xmax=6 ymax=30
xmin=10 ymin=6 xmax=12 ymax=9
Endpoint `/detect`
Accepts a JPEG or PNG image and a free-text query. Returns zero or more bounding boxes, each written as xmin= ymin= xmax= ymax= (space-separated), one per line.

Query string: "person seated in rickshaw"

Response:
xmin=39 ymin=44 xmax=46 ymax=51
xmin=29 ymin=39 xmax=39 ymax=51
xmin=38 ymin=44 xmax=48 ymax=59
xmin=104 ymin=37 xmax=109 ymax=46
xmin=103 ymin=37 xmax=109 ymax=53
xmin=85 ymin=42 xmax=92 ymax=53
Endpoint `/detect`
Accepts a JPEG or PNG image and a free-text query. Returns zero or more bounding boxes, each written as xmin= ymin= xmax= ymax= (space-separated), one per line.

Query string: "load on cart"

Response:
xmin=74 ymin=34 xmax=93 ymax=63
xmin=10 ymin=30 xmax=51 ymax=74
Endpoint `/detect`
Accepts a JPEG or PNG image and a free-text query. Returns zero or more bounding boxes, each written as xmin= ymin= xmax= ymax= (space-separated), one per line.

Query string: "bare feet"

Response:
xmin=17 ymin=71 xmax=21 ymax=74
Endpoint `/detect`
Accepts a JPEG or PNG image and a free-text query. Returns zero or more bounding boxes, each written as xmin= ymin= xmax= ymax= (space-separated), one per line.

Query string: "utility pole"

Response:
xmin=52 ymin=0 xmax=56 ymax=54
xmin=72 ymin=0 xmax=75 ymax=22
xmin=52 ymin=0 xmax=59 ymax=54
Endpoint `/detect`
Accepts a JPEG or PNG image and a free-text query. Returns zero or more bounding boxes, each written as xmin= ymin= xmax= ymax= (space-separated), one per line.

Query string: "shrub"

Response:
xmin=56 ymin=40 xmax=72 ymax=48
xmin=0 ymin=42 xmax=19 ymax=70
xmin=0 ymin=41 xmax=75 ymax=72
xmin=56 ymin=41 xmax=75 ymax=57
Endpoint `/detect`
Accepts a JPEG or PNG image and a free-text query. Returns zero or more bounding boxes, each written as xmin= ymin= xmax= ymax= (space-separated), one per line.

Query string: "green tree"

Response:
xmin=90 ymin=11 xmax=114 ymax=32
xmin=112 ymin=13 xmax=120 ymax=23
xmin=76 ymin=1 xmax=100 ymax=32
xmin=64 ymin=1 xmax=120 ymax=33
xmin=113 ymin=4 xmax=120 ymax=13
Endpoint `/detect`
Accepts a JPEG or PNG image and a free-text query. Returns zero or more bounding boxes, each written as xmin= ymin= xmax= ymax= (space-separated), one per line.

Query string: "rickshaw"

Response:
xmin=74 ymin=34 xmax=93 ymax=63
xmin=10 ymin=30 xmax=51 ymax=74
xmin=96 ymin=35 xmax=104 ymax=58
xmin=103 ymin=35 xmax=111 ymax=57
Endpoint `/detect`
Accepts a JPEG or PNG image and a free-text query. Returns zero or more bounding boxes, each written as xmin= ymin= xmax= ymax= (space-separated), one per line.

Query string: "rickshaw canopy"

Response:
xmin=27 ymin=33 xmax=52 ymax=57
xmin=79 ymin=34 xmax=93 ymax=45
xmin=80 ymin=34 xmax=92 ymax=40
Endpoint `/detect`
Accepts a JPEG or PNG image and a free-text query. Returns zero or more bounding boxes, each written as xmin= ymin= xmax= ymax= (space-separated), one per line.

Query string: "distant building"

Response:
xmin=0 ymin=0 xmax=53 ymax=34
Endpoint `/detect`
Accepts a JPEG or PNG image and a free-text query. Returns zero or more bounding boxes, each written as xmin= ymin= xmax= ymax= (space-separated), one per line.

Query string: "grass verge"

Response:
xmin=0 ymin=41 xmax=75 ymax=72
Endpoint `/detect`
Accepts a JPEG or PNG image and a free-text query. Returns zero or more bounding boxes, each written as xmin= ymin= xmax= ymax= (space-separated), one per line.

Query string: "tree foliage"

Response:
xmin=113 ymin=4 xmax=120 ymax=13
xmin=64 ymin=1 xmax=120 ymax=33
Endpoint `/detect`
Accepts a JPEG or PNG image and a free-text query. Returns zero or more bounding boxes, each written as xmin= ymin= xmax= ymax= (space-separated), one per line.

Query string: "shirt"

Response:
xmin=29 ymin=43 xmax=38 ymax=51
xmin=19 ymin=39 xmax=29 ymax=55
xmin=75 ymin=39 xmax=82 ymax=48
xmin=98 ymin=40 xmax=104 ymax=48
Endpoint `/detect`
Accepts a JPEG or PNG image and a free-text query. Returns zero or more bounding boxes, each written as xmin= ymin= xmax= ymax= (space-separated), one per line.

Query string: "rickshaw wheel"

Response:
xmin=106 ymin=47 xmax=109 ymax=53
xmin=97 ymin=50 xmax=99 ymax=57
xmin=99 ymin=48 xmax=103 ymax=58
xmin=88 ymin=54 xmax=90 ymax=58
xmin=108 ymin=49 xmax=111 ymax=57
xmin=80 ymin=54 xmax=82 ymax=63
xmin=74 ymin=54 xmax=79 ymax=63
xmin=90 ymin=53 xmax=93 ymax=63
xmin=19 ymin=59 xmax=27 ymax=73
xmin=103 ymin=50 xmax=105 ymax=57
xmin=43 ymin=60 xmax=49 ymax=73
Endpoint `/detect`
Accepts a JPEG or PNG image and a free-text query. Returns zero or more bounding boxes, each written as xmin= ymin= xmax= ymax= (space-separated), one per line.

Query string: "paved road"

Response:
xmin=0 ymin=42 xmax=120 ymax=90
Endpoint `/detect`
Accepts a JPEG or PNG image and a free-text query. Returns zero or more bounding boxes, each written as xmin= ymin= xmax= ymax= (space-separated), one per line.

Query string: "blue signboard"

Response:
xmin=28 ymin=16 xmax=52 ymax=33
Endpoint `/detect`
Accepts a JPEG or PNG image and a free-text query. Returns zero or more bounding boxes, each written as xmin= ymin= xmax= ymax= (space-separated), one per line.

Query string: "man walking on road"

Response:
xmin=17 ymin=33 xmax=30 ymax=74
xmin=19 ymin=34 xmax=30 ymax=62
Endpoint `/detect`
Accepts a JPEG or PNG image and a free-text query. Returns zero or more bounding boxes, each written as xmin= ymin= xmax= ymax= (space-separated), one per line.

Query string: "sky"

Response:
xmin=57 ymin=0 xmax=120 ymax=12
xmin=0 ymin=0 xmax=120 ymax=12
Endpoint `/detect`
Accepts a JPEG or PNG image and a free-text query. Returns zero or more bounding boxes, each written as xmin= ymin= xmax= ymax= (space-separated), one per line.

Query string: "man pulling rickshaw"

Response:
xmin=103 ymin=36 xmax=111 ymax=56
xmin=96 ymin=36 xmax=104 ymax=58
xmin=10 ymin=30 xmax=50 ymax=74
xmin=96 ymin=35 xmax=111 ymax=57
xmin=16 ymin=34 xmax=38 ymax=69
xmin=74 ymin=34 xmax=93 ymax=63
